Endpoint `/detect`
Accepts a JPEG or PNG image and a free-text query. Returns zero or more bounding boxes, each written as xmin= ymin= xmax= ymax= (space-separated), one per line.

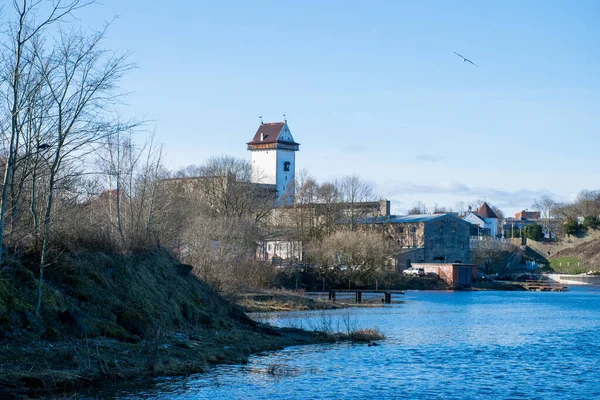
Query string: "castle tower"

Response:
xmin=247 ymin=121 xmax=299 ymax=204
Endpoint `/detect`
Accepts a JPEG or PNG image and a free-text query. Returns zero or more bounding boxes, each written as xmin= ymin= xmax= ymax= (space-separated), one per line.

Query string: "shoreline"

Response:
xmin=1 ymin=284 xmax=522 ymax=396
xmin=0 ymin=324 xmax=341 ymax=397
xmin=238 ymin=283 xmax=525 ymax=312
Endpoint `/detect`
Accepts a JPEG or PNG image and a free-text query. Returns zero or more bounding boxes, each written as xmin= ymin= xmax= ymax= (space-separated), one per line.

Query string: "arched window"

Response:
xmin=283 ymin=161 xmax=291 ymax=171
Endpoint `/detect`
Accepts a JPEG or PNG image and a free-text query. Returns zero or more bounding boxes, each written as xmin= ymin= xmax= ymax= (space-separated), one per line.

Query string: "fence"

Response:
xmin=469 ymin=236 xmax=512 ymax=251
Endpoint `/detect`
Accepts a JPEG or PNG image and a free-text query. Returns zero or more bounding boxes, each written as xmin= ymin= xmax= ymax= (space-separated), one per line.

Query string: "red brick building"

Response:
xmin=514 ymin=210 xmax=541 ymax=219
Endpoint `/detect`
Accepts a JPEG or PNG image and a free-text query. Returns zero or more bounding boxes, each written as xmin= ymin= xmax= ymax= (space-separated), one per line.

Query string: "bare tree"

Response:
xmin=315 ymin=181 xmax=341 ymax=236
xmin=33 ymin=22 xmax=135 ymax=316
xmin=533 ymin=195 xmax=557 ymax=239
xmin=575 ymin=190 xmax=600 ymax=217
xmin=338 ymin=175 xmax=377 ymax=231
xmin=471 ymin=240 xmax=517 ymax=274
xmin=0 ymin=0 xmax=93 ymax=265
xmin=308 ymin=230 xmax=390 ymax=289
xmin=191 ymin=155 xmax=276 ymax=223
xmin=407 ymin=201 xmax=427 ymax=215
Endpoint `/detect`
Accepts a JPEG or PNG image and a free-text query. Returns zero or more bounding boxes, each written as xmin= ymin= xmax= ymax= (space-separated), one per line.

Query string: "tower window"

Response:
xmin=283 ymin=161 xmax=291 ymax=171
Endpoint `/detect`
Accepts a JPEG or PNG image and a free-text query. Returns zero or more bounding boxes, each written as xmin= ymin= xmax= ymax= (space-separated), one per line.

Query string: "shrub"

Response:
xmin=582 ymin=215 xmax=600 ymax=229
xmin=564 ymin=219 xmax=582 ymax=235
xmin=524 ymin=224 xmax=543 ymax=241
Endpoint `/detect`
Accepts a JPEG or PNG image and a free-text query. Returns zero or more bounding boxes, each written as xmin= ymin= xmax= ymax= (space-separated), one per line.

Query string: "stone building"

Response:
xmin=357 ymin=213 xmax=471 ymax=267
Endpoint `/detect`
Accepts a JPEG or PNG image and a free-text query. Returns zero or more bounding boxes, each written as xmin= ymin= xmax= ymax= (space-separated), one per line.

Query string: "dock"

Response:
xmin=519 ymin=280 xmax=568 ymax=292
xmin=327 ymin=290 xmax=405 ymax=304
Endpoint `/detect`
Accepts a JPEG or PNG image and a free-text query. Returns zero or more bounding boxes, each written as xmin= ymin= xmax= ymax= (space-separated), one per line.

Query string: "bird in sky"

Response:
xmin=453 ymin=52 xmax=478 ymax=67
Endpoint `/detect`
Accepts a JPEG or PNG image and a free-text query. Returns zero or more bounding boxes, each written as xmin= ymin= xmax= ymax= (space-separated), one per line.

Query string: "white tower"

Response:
xmin=247 ymin=121 xmax=299 ymax=204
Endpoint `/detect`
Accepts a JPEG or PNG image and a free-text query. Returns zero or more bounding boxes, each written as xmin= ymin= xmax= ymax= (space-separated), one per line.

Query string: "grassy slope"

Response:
xmin=524 ymin=229 xmax=600 ymax=273
xmin=0 ymin=250 xmax=331 ymax=396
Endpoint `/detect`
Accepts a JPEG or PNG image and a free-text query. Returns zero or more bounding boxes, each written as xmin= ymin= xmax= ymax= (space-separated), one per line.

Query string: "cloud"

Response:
xmin=415 ymin=154 xmax=442 ymax=162
xmin=381 ymin=181 xmax=562 ymax=213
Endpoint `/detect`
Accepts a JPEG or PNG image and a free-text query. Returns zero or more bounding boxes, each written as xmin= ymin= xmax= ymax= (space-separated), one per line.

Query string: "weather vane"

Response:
xmin=259 ymin=115 xmax=263 ymax=125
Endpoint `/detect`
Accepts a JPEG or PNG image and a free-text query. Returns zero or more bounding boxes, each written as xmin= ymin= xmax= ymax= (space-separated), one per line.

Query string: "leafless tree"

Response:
xmin=32 ymin=21 xmax=135 ymax=316
xmin=308 ymin=230 xmax=390 ymax=289
xmin=407 ymin=201 xmax=427 ymax=215
xmin=471 ymin=240 xmax=517 ymax=274
xmin=0 ymin=0 xmax=94 ymax=265
xmin=575 ymin=190 xmax=600 ymax=217
xmin=96 ymin=130 xmax=165 ymax=249
xmin=430 ymin=203 xmax=451 ymax=214
xmin=533 ymin=195 xmax=557 ymax=239
xmin=338 ymin=175 xmax=377 ymax=231
xmin=315 ymin=181 xmax=342 ymax=236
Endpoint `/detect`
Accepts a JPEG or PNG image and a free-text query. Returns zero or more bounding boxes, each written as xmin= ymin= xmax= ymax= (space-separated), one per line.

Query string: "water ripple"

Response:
xmin=85 ymin=287 xmax=600 ymax=399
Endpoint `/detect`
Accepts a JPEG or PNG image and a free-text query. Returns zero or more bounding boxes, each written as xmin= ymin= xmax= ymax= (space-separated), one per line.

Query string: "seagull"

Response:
xmin=453 ymin=52 xmax=478 ymax=67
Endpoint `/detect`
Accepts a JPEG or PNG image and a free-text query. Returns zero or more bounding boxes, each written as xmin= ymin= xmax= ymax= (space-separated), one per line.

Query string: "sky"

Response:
xmin=49 ymin=0 xmax=600 ymax=215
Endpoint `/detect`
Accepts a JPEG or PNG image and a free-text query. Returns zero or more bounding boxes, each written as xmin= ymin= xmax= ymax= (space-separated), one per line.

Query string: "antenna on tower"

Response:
xmin=283 ymin=113 xmax=287 ymax=123
xmin=259 ymin=115 xmax=263 ymax=125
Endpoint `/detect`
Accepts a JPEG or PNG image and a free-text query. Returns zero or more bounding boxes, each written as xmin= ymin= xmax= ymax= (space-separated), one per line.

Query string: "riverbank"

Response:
xmin=0 ymin=250 xmax=383 ymax=397
xmin=0 ymin=323 xmax=337 ymax=397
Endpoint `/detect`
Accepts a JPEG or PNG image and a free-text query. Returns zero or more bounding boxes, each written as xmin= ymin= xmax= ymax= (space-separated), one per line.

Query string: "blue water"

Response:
xmin=91 ymin=288 xmax=600 ymax=399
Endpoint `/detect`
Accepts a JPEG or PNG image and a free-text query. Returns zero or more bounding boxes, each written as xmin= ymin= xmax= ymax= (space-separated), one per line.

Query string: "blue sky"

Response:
xmin=73 ymin=0 xmax=599 ymax=215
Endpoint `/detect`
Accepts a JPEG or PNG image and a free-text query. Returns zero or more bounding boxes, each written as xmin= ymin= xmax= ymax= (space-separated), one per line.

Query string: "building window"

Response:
xmin=461 ymin=242 xmax=464 ymax=250
xmin=439 ymin=226 xmax=443 ymax=233
xmin=452 ymin=227 xmax=456 ymax=233
xmin=410 ymin=227 xmax=416 ymax=233
xmin=284 ymin=161 xmax=291 ymax=171
xmin=268 ymin=244 xmax=272 ymax=251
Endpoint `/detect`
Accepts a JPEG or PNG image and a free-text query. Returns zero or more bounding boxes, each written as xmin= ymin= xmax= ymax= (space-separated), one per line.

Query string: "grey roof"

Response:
xmin=358 ymin=213 xmax=468 ymax=225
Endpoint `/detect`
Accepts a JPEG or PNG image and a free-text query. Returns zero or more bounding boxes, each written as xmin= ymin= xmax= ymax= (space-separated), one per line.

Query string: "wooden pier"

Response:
xmin=327 ymin=290 xmax=405 ymax=304
xmin=519 ymin=281 xmax=568 ymax=292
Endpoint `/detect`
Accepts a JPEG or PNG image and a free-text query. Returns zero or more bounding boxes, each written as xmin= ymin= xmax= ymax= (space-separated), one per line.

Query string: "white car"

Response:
xmin=403 ymin=267 xmax=425 ymax=276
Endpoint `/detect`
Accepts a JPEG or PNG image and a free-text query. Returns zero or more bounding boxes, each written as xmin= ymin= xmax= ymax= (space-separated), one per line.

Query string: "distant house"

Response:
xmin=462 ymin=202 xmax=500 ymax=237
xmin=503 ymin=216 xmax=560 ymax=239
xmin=413 ymin=263 xmax=478 ymax=286
xmin=256 ymin=232 xmax=303 ymax=266
xmin=357 ymin=213 xmax=471 ymax=267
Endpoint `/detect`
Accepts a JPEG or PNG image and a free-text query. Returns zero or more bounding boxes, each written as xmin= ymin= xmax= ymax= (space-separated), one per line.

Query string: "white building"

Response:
xmin=463 ymin=202 xmax=500 ymax=237
xmin=256 ymin=233 xmax=303 ymax=265
xmin=247 ymin=121 xmax=299 ymax=204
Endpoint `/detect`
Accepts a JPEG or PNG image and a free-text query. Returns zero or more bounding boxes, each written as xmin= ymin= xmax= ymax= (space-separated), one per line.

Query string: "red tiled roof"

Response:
xmin=477 ymin=202 xmax=498 ymax=219
xmin=247 ymin=122 xmax=298 ymax=145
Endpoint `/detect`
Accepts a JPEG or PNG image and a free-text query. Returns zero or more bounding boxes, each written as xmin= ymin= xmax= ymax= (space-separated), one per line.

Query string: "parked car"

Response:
xmin=492 ymin=273 xmax=510 ymax=281
xmin=403 ymin=267 xmax=425 ymax=276
xmin=477 ymin=271 xmax=492 ymax=282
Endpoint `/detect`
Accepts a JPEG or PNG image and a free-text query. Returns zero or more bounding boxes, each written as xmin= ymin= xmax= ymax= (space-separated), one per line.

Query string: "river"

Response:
xmin=87 ymin=287 xmax=600 ymax=399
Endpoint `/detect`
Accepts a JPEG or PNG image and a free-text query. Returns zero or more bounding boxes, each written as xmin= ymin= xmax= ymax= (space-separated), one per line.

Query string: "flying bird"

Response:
xmin=453 ymin=52 xmax=478 ymax=67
